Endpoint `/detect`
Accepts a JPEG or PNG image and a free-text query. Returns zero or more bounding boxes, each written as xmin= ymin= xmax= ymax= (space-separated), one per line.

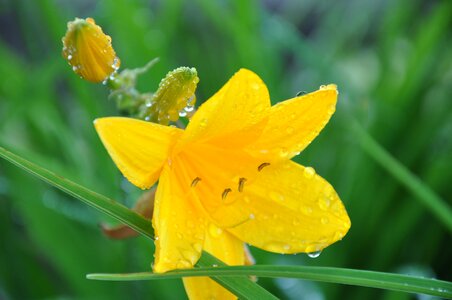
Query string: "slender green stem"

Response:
xmin=351 ymin=122 xmax=452 ymax=232
xmin=86 ymin=265 xmax=452 ymax=299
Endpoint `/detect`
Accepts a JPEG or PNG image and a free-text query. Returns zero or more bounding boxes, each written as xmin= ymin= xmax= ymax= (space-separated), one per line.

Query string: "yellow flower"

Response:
xmin=62 ymin=18 xmax=120 ymax=83
xmin=94 ymin=69 xmax=351 ymax=299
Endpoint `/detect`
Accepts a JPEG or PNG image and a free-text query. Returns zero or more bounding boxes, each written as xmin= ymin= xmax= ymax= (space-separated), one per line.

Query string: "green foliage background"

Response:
xmin=0 ymin=0 xmax=451 ymax=299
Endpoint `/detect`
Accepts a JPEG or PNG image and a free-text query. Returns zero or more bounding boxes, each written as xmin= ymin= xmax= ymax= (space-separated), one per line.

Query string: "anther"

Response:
xmin=191 ymin=177 xmax=201 ymax=187
xmin=258 ymin=162 xmax=270 ymax=172
xmin=222 ymin=188 xmax=232 ymax=200
xmin=238 ymin=178 xmax=247 ymax=192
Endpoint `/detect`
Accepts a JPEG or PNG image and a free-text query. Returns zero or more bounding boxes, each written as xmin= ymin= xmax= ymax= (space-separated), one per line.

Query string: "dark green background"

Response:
xmin=0 ymin=0 xmax=451 ymax=299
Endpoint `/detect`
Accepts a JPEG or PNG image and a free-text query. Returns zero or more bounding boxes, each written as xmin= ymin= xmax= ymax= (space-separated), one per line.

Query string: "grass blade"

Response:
xmin=86 ymin=265 xmax=452 ymax=299
xmin=0 ymin=146 xmax=277 ymax=300
xmin=351 ymin=123 xmax=452 ymax=232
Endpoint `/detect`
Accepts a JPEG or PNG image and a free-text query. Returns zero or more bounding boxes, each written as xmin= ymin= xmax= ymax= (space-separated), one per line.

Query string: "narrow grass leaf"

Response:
xmin=86 ymin=265 xmax=452 ymax=299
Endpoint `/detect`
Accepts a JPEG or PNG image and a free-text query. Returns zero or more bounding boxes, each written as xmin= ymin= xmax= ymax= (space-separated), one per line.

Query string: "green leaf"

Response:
xmin=351 ymin=122 xmax=452 ymax=233
xmin=0 ymin=146 xmax=277 ymax=300
xmin=86 ymin=265 xmax=452 ymax=299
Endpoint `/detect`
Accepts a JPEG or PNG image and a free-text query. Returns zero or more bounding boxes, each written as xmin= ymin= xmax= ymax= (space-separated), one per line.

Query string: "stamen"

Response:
xmin=258 ymin=162 xmax=270 ymax=172
xmin=191 ymin=177 xmax=201 ymax=187
xmin=222 ymin=188 xmax=232 ymax=200
xmin=238 ymin=178 xmax=247 ymax=192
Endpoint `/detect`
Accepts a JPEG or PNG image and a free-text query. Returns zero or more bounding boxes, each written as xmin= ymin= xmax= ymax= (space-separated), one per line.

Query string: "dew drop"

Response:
xmin=192 ymin=243 xmax=202 ymax=252
xmin=200 ymin=118 xmax=208 ymax=127
xmin=303 ymin=167 xmax=315 ymax=178
xmin=208 ymin=223 xmax=223 ymax=238
xmin=185 ymin=105 xmax=195 ymax=112
xmin=176 ymin=259 xmax=192 ymax=269
xmin=67 ymin=54 xmax=73 ymax=60
xmin=269 ymin=191 xmax=284 ymax=201
xmin=179 ymin=110 xmax=187 ymax=117
xmin=319 ymin=85 xmax=327 ymax=90
xmin=318 ymin=196 xmax=331 ymax=210
xmin=112 ymin=57 xmax=120 ymax=71
xmin=283 ymin=244 xmax=291 ymax=251
xmin=307 ymin=250 xmax=322 ymax=258
xmin=249 ymin=213 xmax=255 ymax=220
xmin=296 ymin=91 xmax=307 ymax=96
xmin=328 ymin=104 xmax=335 ymax=114
xmin=279 ymin=147 xmax=289 ymax=157
xmin=302 ymin=206 xmax=313 ymax=215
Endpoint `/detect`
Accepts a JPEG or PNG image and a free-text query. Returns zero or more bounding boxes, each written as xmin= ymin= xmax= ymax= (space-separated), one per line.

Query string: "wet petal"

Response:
xmin=94 ymin=117 xmax=183 ymax=189
xmin=183 ymin=223 xmax=244 ymax=300
xmin=211 ymin=160 xmax=350 ymax=254
xmin=62 ymin=18 xmax=120 ymax=83
xmin=180 ymin=69 xmax=270 ymax=148
xmin=247 ymin=84 xmax=338 ymax=161
xmin=153 ymin=166 xmax=205 ymax=273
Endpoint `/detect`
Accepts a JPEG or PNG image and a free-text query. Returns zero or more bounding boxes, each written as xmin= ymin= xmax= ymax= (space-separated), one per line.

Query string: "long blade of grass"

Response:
xmin=0 ymin=146 xmax=277 ymax=300
xmin=351 ymin=122 xmax=452 ymax=232
xmin=86 ymin=265 xmax=452 ymax=299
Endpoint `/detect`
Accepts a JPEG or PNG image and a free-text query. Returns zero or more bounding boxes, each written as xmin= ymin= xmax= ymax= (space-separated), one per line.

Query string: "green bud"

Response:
xmin=141 ymin=67 xmax=199 ymax=125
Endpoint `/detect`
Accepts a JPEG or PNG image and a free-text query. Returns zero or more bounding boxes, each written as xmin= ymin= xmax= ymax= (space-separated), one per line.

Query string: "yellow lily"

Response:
xmin=94 ymin=69 xmax=350 ymax=299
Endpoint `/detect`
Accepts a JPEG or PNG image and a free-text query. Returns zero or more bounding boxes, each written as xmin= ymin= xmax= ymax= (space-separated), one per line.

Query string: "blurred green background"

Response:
xmin=0 ymin=0 xmax=451 ymax=299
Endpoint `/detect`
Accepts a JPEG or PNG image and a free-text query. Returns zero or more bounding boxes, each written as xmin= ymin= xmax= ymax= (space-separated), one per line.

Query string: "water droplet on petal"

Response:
xmin=307 ymin=250 xmax=322 ymax=258
xmin=176 ymin=259 xmax=192 ymax=269
xmin=200 ymin=118 xmax=208 ymax=127
xmin=318 ymin=196 xmax=331 ymax=210
xmin=249 ymin=213 xmax=255 ymax=220
xmin=302 ymin=206 xmax=313 ymax=215
xmin=208 ymin=223 xmax=223 ymax=238
xmin=303 ymin=167 xmax=315 ymax=179
xmin=279 ymin=147 xmax=289 ymax=157
xmin=192 ymin=243 xmax=202 ymax=253
xmin=269 ymin=191 xmax=284 ymax=202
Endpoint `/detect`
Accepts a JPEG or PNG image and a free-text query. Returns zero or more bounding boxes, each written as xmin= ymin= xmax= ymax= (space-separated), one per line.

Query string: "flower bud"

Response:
xmin=140 ymin=67 xmax=199 ymax=125
xmin=62 ymin=18 xmax=120 ymax=83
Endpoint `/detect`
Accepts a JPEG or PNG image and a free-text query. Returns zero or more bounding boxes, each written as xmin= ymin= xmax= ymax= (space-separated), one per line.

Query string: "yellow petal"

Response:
xmin=62 ymin=18 xmax=120 ymax=83
xmin=94 ymin=117 xmax=183 ymax=189
xmin=153 ymin=165 xmax=205 ymax=273
xmin=180 ymin=69 xmax=270 ymax=149
xmin=183 ymin=223 xmax=244 ymax=300
xmin=246 ymin=84 xmax=338 ymax=161
xmin=212 ymin=160 xmax=350 ymax=254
